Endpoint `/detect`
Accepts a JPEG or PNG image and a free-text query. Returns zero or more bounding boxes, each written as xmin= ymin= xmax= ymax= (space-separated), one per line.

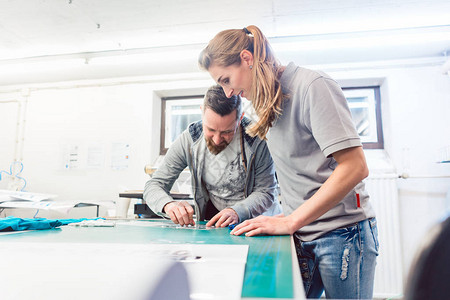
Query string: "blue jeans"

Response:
xmin=293 ymin=218 xmax=379 ymax=299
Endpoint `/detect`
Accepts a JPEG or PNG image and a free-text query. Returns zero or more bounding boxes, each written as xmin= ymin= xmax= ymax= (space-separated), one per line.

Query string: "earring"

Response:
xmin=249 ymin=65 xmax=253 ymax=69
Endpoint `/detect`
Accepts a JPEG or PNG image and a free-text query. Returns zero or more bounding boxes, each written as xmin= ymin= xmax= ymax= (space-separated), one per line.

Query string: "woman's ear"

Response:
xmin=240 ymin=50 xmax=254 ymax=67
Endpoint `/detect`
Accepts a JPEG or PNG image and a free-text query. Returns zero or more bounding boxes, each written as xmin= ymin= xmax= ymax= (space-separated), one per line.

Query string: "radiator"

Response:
xmin=365 ymin=174 xmax=404 ymax=299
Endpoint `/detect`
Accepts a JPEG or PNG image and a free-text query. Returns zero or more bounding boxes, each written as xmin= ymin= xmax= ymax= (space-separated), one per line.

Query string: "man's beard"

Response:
xmin=206 ymin=137 xmax=229 ymax=155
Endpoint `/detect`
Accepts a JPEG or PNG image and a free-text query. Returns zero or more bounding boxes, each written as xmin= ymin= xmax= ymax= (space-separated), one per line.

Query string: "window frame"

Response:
xmin=342 ymin=86 xmax=384 ymax=149
xmin=160 ymin=95 xmax=204 ymax=155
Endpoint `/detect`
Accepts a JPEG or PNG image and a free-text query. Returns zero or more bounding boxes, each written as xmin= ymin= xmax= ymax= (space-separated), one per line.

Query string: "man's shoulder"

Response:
xmin=188 ymin=120 xmax=203 ymax=143
xmin=241 ymin=117 xmax=259 ymax=148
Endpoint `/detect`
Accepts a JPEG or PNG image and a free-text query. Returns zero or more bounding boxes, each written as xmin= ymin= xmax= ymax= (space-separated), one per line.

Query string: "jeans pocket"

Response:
xmin=368 ymin=217 xmax=380 ymax=254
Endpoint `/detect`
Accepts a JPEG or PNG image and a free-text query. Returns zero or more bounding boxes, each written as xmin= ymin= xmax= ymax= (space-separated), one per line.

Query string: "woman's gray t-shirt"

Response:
xmin=267 ymin=62 xmax=375 ymax=242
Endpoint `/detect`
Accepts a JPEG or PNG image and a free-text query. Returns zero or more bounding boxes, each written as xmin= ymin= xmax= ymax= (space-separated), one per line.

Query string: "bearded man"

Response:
xmin=144 ymin=85 xmax=281 ymax=227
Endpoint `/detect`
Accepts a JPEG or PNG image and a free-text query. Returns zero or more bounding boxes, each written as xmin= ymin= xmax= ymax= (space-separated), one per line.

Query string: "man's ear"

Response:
xmin=240 ymin=50 xmax=253 ymax=67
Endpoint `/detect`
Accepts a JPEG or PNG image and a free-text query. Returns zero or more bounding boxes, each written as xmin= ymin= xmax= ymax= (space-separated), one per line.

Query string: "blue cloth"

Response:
xmin=0 ymin=216 xmax=93 ymax=232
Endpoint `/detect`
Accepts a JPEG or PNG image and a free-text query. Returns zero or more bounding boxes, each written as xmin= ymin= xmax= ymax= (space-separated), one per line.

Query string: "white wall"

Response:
xmin=0 ymin=77 xmax=214 ymax=202
xmin=1 ymin=60 xmax=450 ymax=288
xmin=23 ymin=84 xmax=154 ymax=200
xmin=385 ymin=66 xmax=450 ymax=278
xmin=0 ymin=100 xmax=19 ymax=167
xmin=330 ymin=63 xmax=450 ymax=279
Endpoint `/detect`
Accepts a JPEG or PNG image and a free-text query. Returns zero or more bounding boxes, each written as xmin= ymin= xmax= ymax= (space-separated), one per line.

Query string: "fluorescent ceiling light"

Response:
xmin=88 ymin=49 xmax=200 ymax=66
xmin=0 ymin=58 xmax=85 ymax=74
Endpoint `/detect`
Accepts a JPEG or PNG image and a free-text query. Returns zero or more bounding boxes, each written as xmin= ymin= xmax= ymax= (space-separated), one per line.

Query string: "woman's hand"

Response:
xmin=230 ymin=214 xmax=295 ymax=236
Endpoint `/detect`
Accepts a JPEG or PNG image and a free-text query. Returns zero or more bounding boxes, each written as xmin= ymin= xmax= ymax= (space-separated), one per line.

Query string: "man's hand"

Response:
xmin=163 ymin=201 xmax=195 ymax=226
xmin=206 ymin=208 xmax=239 ymax=227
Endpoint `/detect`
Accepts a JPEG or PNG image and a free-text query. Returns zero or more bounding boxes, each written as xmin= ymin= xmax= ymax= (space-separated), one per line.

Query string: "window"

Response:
xmin=342 ymin=86 xmax=384 ymax=149
xmin=160 ymin=95 xmax=203 ymax=155
xmin=160 ymin=87 xmax=384 ymax=154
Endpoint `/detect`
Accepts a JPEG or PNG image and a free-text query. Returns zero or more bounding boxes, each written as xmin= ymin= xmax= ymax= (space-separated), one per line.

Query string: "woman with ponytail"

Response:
xmin=199 ymin=25 xmax=378 ymax=299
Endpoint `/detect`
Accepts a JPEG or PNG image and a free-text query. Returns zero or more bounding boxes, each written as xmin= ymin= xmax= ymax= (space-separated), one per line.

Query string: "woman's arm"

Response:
xmin=230 ymin=146 xmax=368 ymax=236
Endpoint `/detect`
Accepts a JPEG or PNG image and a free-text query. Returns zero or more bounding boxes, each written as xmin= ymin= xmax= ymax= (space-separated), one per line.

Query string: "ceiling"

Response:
xmin=0 ymin=0 xmax=449 ymax=86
